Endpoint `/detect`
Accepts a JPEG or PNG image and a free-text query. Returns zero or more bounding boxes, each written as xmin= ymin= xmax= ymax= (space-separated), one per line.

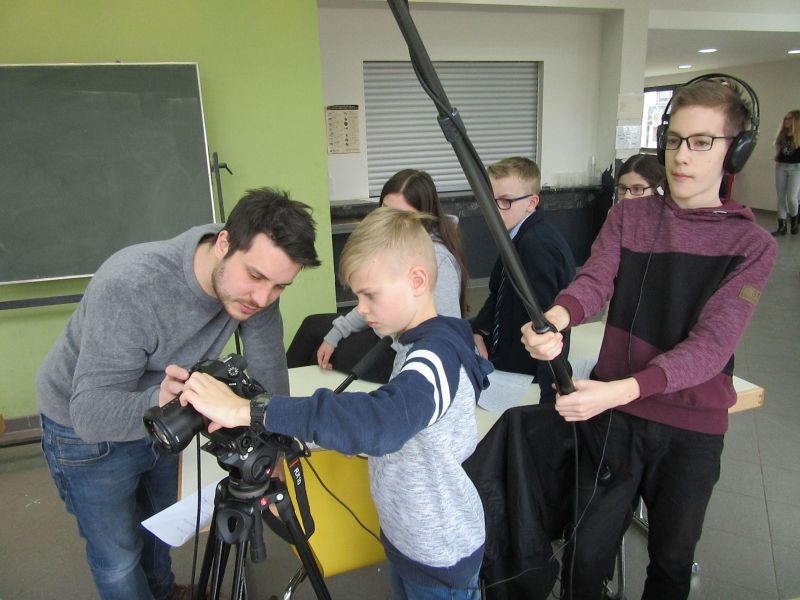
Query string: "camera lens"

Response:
xmin=148 ymin=421 xmax=173 ymax=448
xmin=143 ymin=397 xmax=207 ymax=454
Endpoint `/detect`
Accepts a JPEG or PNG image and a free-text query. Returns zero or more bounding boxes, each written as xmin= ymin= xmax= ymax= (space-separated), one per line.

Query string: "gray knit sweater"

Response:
xmin=37 ymin=224 xmax=290 ymax=443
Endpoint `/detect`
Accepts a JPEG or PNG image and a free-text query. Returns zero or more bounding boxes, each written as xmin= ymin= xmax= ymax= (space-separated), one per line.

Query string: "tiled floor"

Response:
xmin=1 ymin=211 xmax=798 ymax=599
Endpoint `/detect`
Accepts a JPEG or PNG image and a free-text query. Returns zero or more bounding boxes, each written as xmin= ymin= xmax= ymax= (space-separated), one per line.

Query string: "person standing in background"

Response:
xmin=772 ymin=110 xmax=800 ymax=236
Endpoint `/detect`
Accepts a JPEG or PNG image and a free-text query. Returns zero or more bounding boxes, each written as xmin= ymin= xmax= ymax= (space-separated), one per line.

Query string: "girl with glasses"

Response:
xmin=616 ymin=153 xmax=665 ymax=200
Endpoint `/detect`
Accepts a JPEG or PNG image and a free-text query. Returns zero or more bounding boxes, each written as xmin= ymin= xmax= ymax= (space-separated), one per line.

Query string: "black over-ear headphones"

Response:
xmin=656 ymin=73 xmax=760 ymax=174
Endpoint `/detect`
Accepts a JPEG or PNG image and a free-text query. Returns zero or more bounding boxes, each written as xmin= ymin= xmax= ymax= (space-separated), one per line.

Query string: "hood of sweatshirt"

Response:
xmin=398 ymin=315 xmax=493 ymax=397
xmin=664 ymin=194 xmax=757 ymax=223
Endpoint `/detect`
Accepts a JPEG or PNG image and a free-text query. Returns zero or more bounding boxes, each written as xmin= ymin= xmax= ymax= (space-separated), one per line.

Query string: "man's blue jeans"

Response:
xmin=41 ymin=414 xmax=179 ymax=600
xmin=389 ymin=562 xmax=481 ymax=600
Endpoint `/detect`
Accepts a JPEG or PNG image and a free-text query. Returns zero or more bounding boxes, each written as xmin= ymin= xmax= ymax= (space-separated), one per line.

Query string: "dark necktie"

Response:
xmin=491 ymin=268 xmax=507 ymax=355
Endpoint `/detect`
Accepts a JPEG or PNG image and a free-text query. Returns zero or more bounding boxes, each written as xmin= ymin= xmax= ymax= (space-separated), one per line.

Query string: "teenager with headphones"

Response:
xmin=520 ymin=75 xmax=776 ymax=598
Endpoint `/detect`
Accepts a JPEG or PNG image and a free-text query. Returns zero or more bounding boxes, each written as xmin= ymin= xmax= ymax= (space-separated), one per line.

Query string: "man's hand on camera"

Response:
xmin=158 ymin=365 xmax=191 ymax=407
xmin=180 ymin=372 xmax=251 ymax=432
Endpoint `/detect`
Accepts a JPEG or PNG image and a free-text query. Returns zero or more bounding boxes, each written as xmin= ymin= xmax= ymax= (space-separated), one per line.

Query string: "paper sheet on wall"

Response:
xmin=615 ymin=125 xmax=642 ymax=150
xmin=478 ymin=369 xmax=536 ymax=412
xmin=325 ymin=104 xmax=360 ymax=154
xmin=142 ymin=477 xmax=224 ymax=547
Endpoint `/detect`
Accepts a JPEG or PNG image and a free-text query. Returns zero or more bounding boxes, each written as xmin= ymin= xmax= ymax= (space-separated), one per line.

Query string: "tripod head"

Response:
xmin=202 ymin=425 xmax=307 ymax=492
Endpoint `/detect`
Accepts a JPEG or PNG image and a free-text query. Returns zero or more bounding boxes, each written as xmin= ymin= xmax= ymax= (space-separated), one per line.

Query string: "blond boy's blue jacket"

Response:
xmin=266 ymin=315 xmax=493 ymax=587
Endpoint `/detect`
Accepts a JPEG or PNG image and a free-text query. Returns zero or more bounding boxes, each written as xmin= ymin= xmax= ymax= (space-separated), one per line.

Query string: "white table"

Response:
xmin=181 ymin=320 xmax=764 ymax=495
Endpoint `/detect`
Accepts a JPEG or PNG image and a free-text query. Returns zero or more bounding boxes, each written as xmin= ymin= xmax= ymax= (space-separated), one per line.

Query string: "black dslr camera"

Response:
xmin=143 ymin=354 xmax=262 ymax=455
xmin=144 ymin=354 xmax=303 ymax=488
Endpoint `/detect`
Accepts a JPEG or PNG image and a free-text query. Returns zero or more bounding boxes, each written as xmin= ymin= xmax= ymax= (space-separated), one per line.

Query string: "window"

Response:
xmin=640 ymin=86 xmax=675 ymax=149
xmin=363 ymin=61 xmax=540 ymax=196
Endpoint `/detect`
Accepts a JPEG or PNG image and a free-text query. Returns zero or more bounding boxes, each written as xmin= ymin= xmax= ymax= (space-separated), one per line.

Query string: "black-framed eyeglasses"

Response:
xmin=616 ymin=184 xmax=653 ymax=197
xmin=494 ymin=193 xmax=532 ymax=210
xmin=664 ymin=134 xmax=734 ymax=151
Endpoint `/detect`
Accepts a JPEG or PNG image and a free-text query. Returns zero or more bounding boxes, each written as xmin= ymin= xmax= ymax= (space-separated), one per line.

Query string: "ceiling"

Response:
xmin=645 ymin=29 xmax=800 ymax=79
xmin=318 ymin=0 xmax=800 ymax=80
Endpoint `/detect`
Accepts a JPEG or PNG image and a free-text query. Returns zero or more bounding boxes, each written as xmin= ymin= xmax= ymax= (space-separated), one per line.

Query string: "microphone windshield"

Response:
xmin=350 ymin=335 xmax=394 ymax=380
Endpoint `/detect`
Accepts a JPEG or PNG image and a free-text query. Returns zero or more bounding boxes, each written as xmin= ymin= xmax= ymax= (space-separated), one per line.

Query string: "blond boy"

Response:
xmin=181 ymin=207 xmax=492 ymax=599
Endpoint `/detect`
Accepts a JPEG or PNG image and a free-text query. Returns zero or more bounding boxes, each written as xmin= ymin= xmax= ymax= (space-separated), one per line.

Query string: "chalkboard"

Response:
xmin=0 ymin=63 xmax=214 ymax=284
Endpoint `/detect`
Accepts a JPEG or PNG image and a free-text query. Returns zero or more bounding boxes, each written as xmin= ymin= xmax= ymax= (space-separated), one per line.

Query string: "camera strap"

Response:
xmin=285 ymin=450 xmax=315 ymax=537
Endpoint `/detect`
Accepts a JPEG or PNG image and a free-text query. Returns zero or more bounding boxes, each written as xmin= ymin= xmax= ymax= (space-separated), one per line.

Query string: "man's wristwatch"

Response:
xmin=249 ymin=393 xmax=270 ymax=432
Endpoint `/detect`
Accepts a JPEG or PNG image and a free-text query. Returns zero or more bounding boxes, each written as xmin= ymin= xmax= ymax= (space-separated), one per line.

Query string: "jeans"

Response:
xmin=564 ymin=411 xmax=724 ymax=600
xmin=389 ymin=562 xmax=481 ymax=600
xmin=775 ymin=162 xmax=800 ymax=219
xmin=41 ymin=414 xmax=179 ymax=600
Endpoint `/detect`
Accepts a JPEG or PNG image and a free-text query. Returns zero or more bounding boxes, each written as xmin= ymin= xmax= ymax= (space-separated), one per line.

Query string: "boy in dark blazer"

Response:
xmin=471 ymin=157 xmax=576 ymax=403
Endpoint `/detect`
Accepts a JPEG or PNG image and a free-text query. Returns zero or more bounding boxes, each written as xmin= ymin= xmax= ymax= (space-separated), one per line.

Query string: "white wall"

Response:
xmin=646 ymin=58 xmax=800 ymax=212
xmin=318 ymin=3 xmax=614 ymax=201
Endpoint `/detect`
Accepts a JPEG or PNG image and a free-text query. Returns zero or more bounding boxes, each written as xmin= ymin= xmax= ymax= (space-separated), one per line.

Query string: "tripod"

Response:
xmin=195 ymin=471 xmax=332 ymax=600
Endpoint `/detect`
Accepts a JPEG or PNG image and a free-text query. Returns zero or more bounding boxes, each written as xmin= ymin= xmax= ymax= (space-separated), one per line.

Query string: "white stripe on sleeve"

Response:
xmin=402 ymin=349 xmax=451 ymax=425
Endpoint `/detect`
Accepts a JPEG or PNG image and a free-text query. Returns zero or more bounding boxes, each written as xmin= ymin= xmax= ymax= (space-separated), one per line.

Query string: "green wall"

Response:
xmin=0 ymin=1 xmax=335 ymax=419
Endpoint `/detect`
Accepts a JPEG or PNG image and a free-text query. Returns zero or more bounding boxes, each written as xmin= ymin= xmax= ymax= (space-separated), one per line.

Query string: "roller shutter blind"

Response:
xmin=364 ymin=61 xmax=540 ymax=196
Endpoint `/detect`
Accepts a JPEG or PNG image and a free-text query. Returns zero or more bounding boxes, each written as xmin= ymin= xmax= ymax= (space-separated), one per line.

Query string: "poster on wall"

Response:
xmin=326 ymin=104 xmax=360 ymax=154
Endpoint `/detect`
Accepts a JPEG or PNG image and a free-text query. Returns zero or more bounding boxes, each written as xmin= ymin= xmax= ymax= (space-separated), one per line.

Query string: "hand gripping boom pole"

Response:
xmin=385 ymin=0 xmax=575 ymax=395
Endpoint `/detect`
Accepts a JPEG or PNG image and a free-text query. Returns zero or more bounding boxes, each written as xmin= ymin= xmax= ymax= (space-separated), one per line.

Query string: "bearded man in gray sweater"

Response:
xmin=37 ymin=188 xmax=320 ymax=600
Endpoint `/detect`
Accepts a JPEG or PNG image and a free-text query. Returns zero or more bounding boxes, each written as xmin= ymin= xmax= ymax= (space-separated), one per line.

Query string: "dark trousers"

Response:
xmin=564 ymin=410 xmax=724 ymax=600
xmin=286 ymin=313 xmax=395 ymax=384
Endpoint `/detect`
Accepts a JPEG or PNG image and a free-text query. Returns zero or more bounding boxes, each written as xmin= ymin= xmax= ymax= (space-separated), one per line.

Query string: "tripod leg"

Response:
xmin=231 ymin=540 xmax=249 ymax=600
xmin=202 ymin=538 xmax=231 ymax=600
xmin=196 ymin=532 xmax=235 ymax=600
xmin=198 ymin=508 xmax=226 ymax=600
xmin=273 ymin=491 xmax=331 ymax=600
xmin=198 ymin=513 xmax=217 ymax=596
xmin=197 ymin=539 xmax=244 ymax=600
xmin=281 ymin=566 xmax=308 ymax=600
xmin=199 ymin=485 xmax=235 ymax=600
